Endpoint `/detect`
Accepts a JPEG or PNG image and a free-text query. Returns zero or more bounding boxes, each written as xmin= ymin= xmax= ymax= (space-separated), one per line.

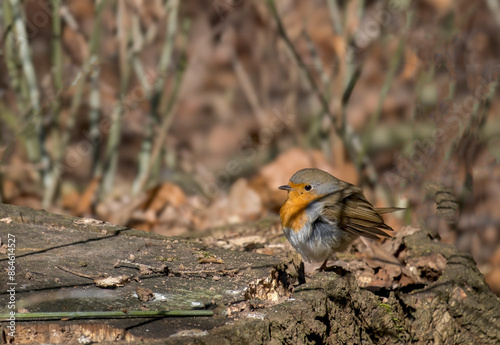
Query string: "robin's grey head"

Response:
xmin=278 ymin=168 xmax=343 ymax=196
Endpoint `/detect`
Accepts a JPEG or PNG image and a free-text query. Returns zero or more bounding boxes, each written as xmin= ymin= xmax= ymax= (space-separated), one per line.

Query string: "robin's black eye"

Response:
xmin=304 ymin=185 xmax=312 ymax=191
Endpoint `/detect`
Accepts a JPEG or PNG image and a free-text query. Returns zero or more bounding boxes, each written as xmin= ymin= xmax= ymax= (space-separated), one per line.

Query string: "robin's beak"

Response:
xmin=278 ymin=184 xmax=293 ymax=191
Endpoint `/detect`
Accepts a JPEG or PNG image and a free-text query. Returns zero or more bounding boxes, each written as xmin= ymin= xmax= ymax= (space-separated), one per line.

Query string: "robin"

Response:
xmin=278 ymin=168 xmax=403 ymax=271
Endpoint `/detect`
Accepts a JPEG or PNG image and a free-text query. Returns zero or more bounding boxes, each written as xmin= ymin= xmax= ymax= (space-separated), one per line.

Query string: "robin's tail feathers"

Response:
xmin=374 ymin=207 xmax=405 ymax=215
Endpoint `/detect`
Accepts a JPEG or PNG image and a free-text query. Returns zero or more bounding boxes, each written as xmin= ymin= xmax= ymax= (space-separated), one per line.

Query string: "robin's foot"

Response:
xmin=317 ymin=258 xmax=329 ymax=272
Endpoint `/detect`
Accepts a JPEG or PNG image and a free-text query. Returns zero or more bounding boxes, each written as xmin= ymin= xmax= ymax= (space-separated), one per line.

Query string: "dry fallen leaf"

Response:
xmin=198 ymin=256 xmax=224 ymax=264
xmin=144 ymin=182 xmax=187 ymax=211
xmin=0 ymin=217 xmax=13 ymax=223
xmin=94 ymin=275 xmax=130 ymax=288
xmin=228 ymin=178 xmax=263 ymax=220
xmin=74 ymin=176 xmax=102 ymax=216
xmin=136 ymin=286 xmax=154 ymax=302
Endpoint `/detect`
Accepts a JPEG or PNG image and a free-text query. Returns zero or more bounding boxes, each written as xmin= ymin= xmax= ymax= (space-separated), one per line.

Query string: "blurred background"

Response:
xmin=1 ymin=0 xmax=499 ymax=293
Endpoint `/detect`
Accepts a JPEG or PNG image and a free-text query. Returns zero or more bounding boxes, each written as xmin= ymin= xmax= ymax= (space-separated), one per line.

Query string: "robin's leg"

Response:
xmin=318 ymin=258 xmax=329 ymax=271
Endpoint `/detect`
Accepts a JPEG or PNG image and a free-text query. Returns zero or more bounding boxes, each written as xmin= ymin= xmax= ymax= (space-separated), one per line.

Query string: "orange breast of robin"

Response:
xmin=280 ymin=185 xmax=321 ymax=233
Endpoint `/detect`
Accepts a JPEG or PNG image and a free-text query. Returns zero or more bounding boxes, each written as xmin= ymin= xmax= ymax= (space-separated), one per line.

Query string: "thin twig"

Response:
xmin=8 ymin=0 xmax=41 ymax=183
xmin=56 ymin=265 xmax=95 ymax=279
xmin=88 ymin=26 xmax=102 ymax=178
xmin=267 ymin=0 xmax=379 ymax=185
xmin=42 ymin=0 xmax=63 ymax=209
xmin=133 ymin=17 xmax=190 ymax=195
xmin=267 ymin=0 xmax=332 ymax=124
xmin=44 ymin=1 xmax=106 ymax=207
xmin=8 ymin=0 xmax=40 ymax=114
xmin=359 ymin=15 xmax=409 ymax=162
xmin=98 ymin=2 xmax=133 ymax=199
xmin=302 ymin=30 xmax=333 ymax=159
xmin=115 ymin=260 xmax=168 ymax=274
xmin=132 ymin=0 xmax=181 ymax=195
xmin=326 ymin=0 xmax=343 ymax=35
xmin=116 ymin=259 xmax=239 ymax=277
xmin=232 ymin=54 xmax=268 ymax=127
xmin=341 ymin=67 xmax=361 ymax=137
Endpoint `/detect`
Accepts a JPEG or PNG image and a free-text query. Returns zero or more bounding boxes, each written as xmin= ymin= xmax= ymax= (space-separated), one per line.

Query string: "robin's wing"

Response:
xmin=319 ymin=186 xmax=395 ymax=240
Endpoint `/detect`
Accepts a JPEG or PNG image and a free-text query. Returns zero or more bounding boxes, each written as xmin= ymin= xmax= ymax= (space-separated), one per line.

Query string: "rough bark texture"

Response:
xmin=0 ymin=203 xmax=499 ymax=344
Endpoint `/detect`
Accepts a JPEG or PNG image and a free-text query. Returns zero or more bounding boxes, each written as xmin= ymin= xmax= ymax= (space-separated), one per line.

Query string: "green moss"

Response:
xmin=378 ymin=303 xmax=392 ymax=313
xmin=378 ymin=303 xmax=404 ymax=334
